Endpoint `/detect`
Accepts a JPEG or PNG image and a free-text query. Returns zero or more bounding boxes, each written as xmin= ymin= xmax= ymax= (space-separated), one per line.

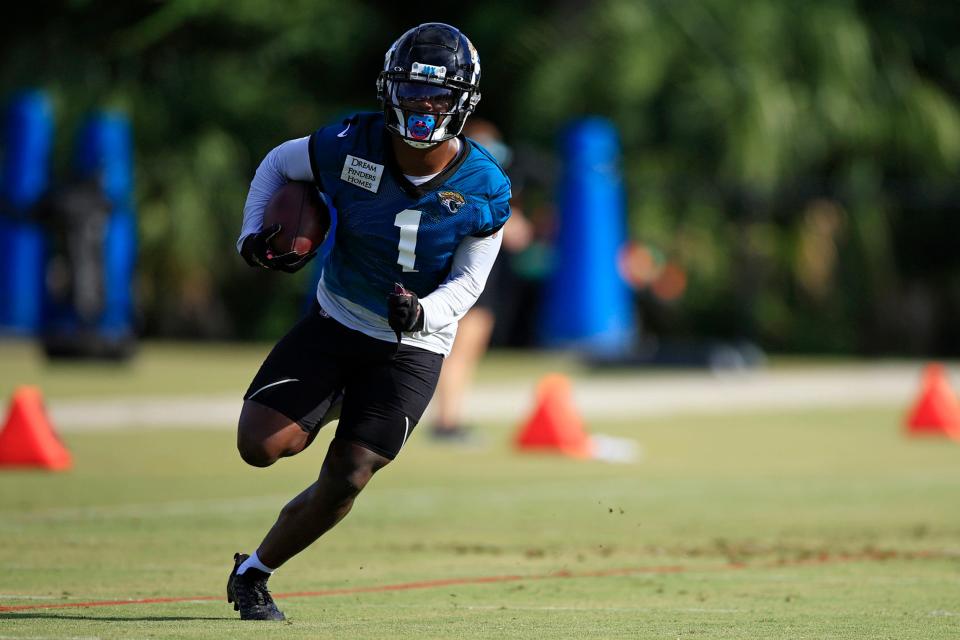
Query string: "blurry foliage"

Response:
xmin=1 ymin=0 xmax=958 ymax=353
xmin=514 ymin=0 xmax=960 ymax=354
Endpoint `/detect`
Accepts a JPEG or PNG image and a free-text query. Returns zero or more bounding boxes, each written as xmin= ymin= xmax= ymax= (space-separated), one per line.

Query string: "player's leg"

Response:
xmin=236 ymin=402 xmax=308 ymax=467
xmin=236 ymin=306 xmax=345 ymax=467
xmin=252 ymin=437 xmax=391 ymax=568
xmin=250 ymin=340 xmax=443 ymax=570
xmin=431 ymin=254 xmax=502 ymax=441
xmin=229 ymin=435 xmax=391 ymax=620
xmin=237 ymin=395 xmax=342 ymax=467
xmin=431 ymin=305 xmax=495 ymax=438
xmin=229 ymin=307 xmax=348 ymax=620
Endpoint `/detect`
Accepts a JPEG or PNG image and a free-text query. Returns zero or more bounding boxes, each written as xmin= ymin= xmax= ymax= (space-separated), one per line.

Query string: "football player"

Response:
xmin=227 ymin=23 xmax=510 ymax=621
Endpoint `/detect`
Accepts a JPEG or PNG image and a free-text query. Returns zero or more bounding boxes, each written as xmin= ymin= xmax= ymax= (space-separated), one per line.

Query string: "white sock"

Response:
xmin=236 ymin=551 xmax=275 ymax=575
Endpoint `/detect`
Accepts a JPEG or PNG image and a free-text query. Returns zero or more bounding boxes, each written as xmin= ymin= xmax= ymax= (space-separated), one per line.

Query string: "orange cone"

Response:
xmin=905 ymin=364 xmax=960 ymax=440
xmin=515 ymin=374 xmax=594 ymax=458
xmin=0 ymin=386 xmax=72 ymax=470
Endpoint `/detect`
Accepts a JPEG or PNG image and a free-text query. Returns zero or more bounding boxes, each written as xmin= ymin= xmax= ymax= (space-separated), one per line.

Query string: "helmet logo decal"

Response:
xmin=407 ymin=113 xmax=436 ymax=140
xmin=410 ymin=62 xmax=447 ymax=82
xmin=438 ymin=191 xmax=466 ymax=213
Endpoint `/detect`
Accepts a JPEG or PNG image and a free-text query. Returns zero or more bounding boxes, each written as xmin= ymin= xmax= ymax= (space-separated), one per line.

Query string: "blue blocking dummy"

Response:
xmin=42 ymin=112 xmax=137 ymax=358
xmin=539 ymin=117 xmax=635 ymax=354
xmin=0 ymin=91 xmax=53 ymax=334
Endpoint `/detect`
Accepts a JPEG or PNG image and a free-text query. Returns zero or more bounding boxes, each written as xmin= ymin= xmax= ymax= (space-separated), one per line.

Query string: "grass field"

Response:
xmin=1 ymin=344 xmax=959 ymax=638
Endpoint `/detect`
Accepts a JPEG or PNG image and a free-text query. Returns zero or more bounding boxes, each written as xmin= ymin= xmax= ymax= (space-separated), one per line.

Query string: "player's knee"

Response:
xmin=326 ymin=440 xmax=390 ymax=497
xmin=326 ymin=461 xmax=374 ymax=498
xmin=236 ymin=402 xmax=296 ymax=467
xmin=342 ymin=465 xmax=375 ymax=495
xmin=238 ymin=446 xmax=277 ymax=468
xmin=236 ymin=428 xmax=279 ymax=467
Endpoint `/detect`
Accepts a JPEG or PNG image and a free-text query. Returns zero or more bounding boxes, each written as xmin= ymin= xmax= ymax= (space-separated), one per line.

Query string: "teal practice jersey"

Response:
xmin=308 ymin=112 xmax=511 ymax=318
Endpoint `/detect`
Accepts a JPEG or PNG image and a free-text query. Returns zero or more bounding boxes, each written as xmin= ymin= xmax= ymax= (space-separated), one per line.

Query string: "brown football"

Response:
xmin=263 ymin=181 xmax=331 ymax=256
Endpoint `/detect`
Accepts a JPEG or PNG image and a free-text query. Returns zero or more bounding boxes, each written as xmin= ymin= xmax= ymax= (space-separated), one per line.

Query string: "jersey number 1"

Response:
xmin=394 ymin=210 xmax=421 ymax=272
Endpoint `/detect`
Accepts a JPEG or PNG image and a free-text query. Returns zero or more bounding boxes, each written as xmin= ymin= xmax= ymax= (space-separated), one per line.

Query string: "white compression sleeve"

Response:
xmin=417 ymin=231 xmax=504 ymax=334
xmin=236 ymin=136 xmax=314 ymax=253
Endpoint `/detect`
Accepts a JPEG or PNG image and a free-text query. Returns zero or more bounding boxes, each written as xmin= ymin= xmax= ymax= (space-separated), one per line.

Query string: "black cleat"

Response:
xmin=227 ymin=553 xmax=285 ymax=621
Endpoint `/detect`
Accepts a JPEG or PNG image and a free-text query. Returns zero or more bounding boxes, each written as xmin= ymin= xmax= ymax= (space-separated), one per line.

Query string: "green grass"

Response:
xmin=1 ymin=404 xmax=959 ymax=638
xmin=0 ymin=340 xmax=267 ymax=398
xmin=0 ymin=340 xmax=582 ymax=399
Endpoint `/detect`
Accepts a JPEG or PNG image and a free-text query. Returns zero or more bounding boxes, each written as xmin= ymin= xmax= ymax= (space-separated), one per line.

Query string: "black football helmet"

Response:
xmin=377 ymin=23 xmax=481 ymax=148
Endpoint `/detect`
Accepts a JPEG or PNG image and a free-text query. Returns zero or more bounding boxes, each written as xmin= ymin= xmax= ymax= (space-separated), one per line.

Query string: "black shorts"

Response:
xmin=243 ymin=305 xmax=443 ymax=459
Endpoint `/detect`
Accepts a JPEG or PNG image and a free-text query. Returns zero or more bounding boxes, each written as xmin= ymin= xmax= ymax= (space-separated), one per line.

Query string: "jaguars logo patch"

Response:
xmin=438 ymin=191 xmax=466 ymax=214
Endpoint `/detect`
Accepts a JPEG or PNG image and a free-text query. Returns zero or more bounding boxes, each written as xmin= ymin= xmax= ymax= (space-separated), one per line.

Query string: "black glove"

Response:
xmin=240 ymin=224 xmax=317 ymax=274
xmin=387 ymin=282 xmax=424 ymax=343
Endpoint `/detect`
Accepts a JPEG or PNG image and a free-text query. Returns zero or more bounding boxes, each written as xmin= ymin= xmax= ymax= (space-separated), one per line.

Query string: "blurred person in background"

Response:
xmin=225 ymin=23 xmax=511 ymax=621
xmin=429 ymin=118 xmax=533 ymax=442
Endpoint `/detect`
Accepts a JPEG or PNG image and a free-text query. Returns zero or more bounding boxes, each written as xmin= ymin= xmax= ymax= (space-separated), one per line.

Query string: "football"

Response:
xmin=262 ymin=181 xmax=331 ymax=256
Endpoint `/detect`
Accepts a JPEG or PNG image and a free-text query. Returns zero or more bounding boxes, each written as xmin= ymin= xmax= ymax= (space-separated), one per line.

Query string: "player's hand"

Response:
xmin=387 ymin=283 xmax=424 ymax=343
xmin=240 ymin=224 xmax=317 ymax=274
xmin=268 ymin=249 xmax=316 ymax=274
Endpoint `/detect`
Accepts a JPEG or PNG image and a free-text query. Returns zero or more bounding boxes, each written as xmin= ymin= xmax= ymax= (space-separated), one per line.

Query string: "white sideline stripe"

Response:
xmin=0 ymin=594 xmax=59 ymax=600
xmin=44 ymin=364 xmax=942 ymax=432
xmin=49 ymin=395 xmax=242 ymax=431
xmin=246 ymin=378 xmax=299 ymax=400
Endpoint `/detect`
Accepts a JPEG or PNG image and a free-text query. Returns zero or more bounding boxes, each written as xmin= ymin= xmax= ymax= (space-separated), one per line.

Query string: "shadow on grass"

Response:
xmin=0 ymin=612 xmax=228 ymax=622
